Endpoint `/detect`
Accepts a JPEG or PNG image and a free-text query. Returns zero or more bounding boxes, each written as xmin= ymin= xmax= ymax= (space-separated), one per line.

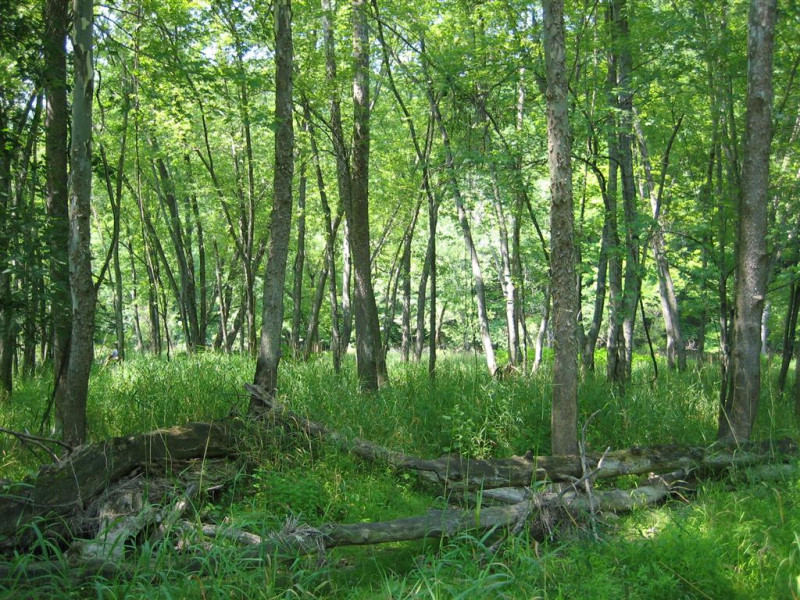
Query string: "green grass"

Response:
xmin=1 ymin=351 xmax=799 ymax=598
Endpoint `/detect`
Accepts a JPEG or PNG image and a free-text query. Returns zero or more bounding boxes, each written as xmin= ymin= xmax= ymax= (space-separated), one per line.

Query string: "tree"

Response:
xmin=543 ymin=0 xmax=578 ymax=455
xmin=252 ymin=0 xmax=294 ymax=408
xmin=718 ymin=0 xmax=777 ymax=443
xmin=61 ymin=0 xmax=96 ymax=445
xmin=347 ymin=0 xmax=387 ymax=390
xmin=43 ymin=0 xmax=71 ymax=405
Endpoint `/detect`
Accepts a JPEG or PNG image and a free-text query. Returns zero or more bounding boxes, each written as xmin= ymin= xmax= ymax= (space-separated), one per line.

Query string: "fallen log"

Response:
xmin=0 ymin=422 xmax=233 ymax=550
xmin=0 ymin=468 xmax=688 ymax=582
xmin=245 ymin=385 xmax=797 ymax=490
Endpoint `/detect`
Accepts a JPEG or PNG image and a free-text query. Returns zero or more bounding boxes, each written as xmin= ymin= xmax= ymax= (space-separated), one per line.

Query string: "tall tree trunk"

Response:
xmin=604 ymin=1 xmax=624 ymax=384
xmin=321 ymin=0 xmax=353 ymax=364
xmin=614 ymin=0 xmax=640 ymax=382
xmin=348 ymin=0 xmax=387 ymax=390
xmin=291 ymin=157 xmax=307 ymax=357
xmin=543 ymin=0 xmax=578 ymax=455
xmin=718 ymin=0 xmax=776 ymax=443
xmin=62 ymin=0 xmax=96 ymax=446
xmin=43 ymin=0 xmax=71 ymax=401
xmin=0 ymin=107 xmax=14 ymax=395
xmin=252 ymin=0 xmax=294 ymax=408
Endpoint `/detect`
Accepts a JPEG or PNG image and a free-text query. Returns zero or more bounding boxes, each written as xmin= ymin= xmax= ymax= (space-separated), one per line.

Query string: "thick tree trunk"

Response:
xmin=252 ymin=0 xmax=293 ymax=409
xmin=614 ymin=0 xmax=640 ymax=382
xmin=543 ymin=0 xmax=578 ymax=455
xmin=348 ymin=0 xmax=387 ymax=390
xmin=719 ymin=0 xmax=776 ymax=443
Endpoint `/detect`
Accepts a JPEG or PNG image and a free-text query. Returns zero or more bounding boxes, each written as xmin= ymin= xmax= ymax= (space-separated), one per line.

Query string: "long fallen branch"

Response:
xmin=245 ymin=384 xmax=797 ymax=490
xmin=0 ymin=468 xmax=687 ymax=582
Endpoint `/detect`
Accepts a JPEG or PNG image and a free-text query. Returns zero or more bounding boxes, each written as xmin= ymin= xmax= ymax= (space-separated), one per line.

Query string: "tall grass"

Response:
xmin=1 ymin=351 xmax=799 ymax=598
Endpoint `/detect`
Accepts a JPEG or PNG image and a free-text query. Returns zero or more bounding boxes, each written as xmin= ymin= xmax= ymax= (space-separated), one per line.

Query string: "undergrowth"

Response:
xmin=1 ymin=351 xmax=799 ymax=598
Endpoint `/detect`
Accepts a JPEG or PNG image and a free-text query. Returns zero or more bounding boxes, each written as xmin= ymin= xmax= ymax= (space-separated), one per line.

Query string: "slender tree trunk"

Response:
xmin=533 ymin=286 xmax=551 ymax=372
xmin=431 ymin=97 xmax=497 ymax=376
xmin=634 ymin=115 xmax=686 ymax=370
xmin=43 ymin=0 xmax=71 ymax=400
xmin=718 ymin=0 xmax=776 ymax=443
xmin=303 ymin=99 xmax=342 ymax=371
xmin=604 ymin=2 xmax=624 ymax=384
xmin=252 ymin=0 xmax=294 ymax=408
xmin=291 ymin=157 xmax=307 ymax=357
xmin=543 ymin=0 xmax=578 ymax=455
xmin=348 ymin=0 xmax=387 ymax=390
xmin=62 ymin=0 xmax=96 ymax=446
xmin=779 ymin=281 xmax=799 ymax=392
xmin=614 ymin=0 xmax=640 ymax=382
xmin=0 ymin=107 xmax=14 ymax=395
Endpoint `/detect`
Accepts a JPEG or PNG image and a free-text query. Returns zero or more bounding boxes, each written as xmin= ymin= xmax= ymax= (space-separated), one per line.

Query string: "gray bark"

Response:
xmin=252 ymin=0 xmax=294 ymax=408
xmin=719 ymin=0 xmax=776 ymax=442
xmin=543 ymin=0 xmax=579 ymax=455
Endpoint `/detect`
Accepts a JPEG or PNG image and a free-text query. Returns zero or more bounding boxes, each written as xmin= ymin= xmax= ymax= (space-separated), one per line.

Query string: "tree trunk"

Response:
xmin=543 ymin=0 xmax=578 ymax=455
xmin=252 ymin=0 xmax=294 ymax=409
xmin=0 ymin=108 xmax=14 ymax=396
xmin=614 ymin=0 xmax=640 ymax=382
xmin=303 ymin=98 xmax=342 ymax=371
xmin=43 ymin=0 xmax=71 ymax=400
xmin=719 ymin=0 xmax=776 ymax=443
xmin=291 ymin=158 xmax=307 ymax=357
xmin=430 ymin=97 xmax=497 ymax=376
xmin=779 ymin=281 xmax=799 ymax=392
xmin=634 ymin=114 xmax=686 ymax=370
xmin=348 ymin=0 xmax=387 ymax=390
xmin=62 ymin=0 xmax=96 ymax=446
xmin=604 ymin=2 xmax=624 ymax=384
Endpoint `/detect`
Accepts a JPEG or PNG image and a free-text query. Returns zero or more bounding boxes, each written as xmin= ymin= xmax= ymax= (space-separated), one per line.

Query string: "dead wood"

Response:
xmin=245 ymin=384 xmax=797 ymax=490
xmin=0 ymin=422 xmax=233 ymax=550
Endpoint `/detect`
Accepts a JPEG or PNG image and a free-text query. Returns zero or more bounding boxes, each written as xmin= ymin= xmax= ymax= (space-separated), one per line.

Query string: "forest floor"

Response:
xmin=1 ymin=350 xmax=799 ymax=599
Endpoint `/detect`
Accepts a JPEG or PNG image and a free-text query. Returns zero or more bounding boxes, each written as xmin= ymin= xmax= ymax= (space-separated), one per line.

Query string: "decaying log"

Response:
xmin=0 ymin=422 xmax=233 ymax=550
xmin=0 ymin=467 xmax=689 ymax=582
xmin=245 ymin=385 xmax=797 ymax=491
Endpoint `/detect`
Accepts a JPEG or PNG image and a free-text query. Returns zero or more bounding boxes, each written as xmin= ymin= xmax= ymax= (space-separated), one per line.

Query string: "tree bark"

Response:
xmin=719 ymin=0 xmax=776 ymax=443
xmin=291 ymin=157 xmax=307 ymax=357
xmin=252 ymin=0 xmax=294 ymax=408
xmin=348 ymin=0 xmax=387 ymax=390
xmin=61 ymin=0 xmax=96 ymax=446
xmin=543 ymin=0 xmax=579 ymax=455
xmin=43 ymin=0 xmax=71 ymax=401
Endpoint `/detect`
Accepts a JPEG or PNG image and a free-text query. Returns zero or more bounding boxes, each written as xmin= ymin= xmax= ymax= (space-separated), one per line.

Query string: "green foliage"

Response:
xmin=2 ymin=353 xmax=800 ymax=599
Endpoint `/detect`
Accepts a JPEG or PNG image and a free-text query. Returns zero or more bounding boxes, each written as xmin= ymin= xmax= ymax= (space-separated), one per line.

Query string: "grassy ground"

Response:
xmin=1 ymin=350 xmax=799 ymax=599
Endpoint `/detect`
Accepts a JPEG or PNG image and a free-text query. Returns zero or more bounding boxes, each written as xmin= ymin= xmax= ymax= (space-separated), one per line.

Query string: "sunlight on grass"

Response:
xmin=1 ymin=351 xmax=799 ymax=598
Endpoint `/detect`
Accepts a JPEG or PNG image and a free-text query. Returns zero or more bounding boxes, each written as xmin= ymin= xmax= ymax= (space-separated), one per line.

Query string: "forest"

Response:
xmin=1 ymin=0 xmax=800 ymax=597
